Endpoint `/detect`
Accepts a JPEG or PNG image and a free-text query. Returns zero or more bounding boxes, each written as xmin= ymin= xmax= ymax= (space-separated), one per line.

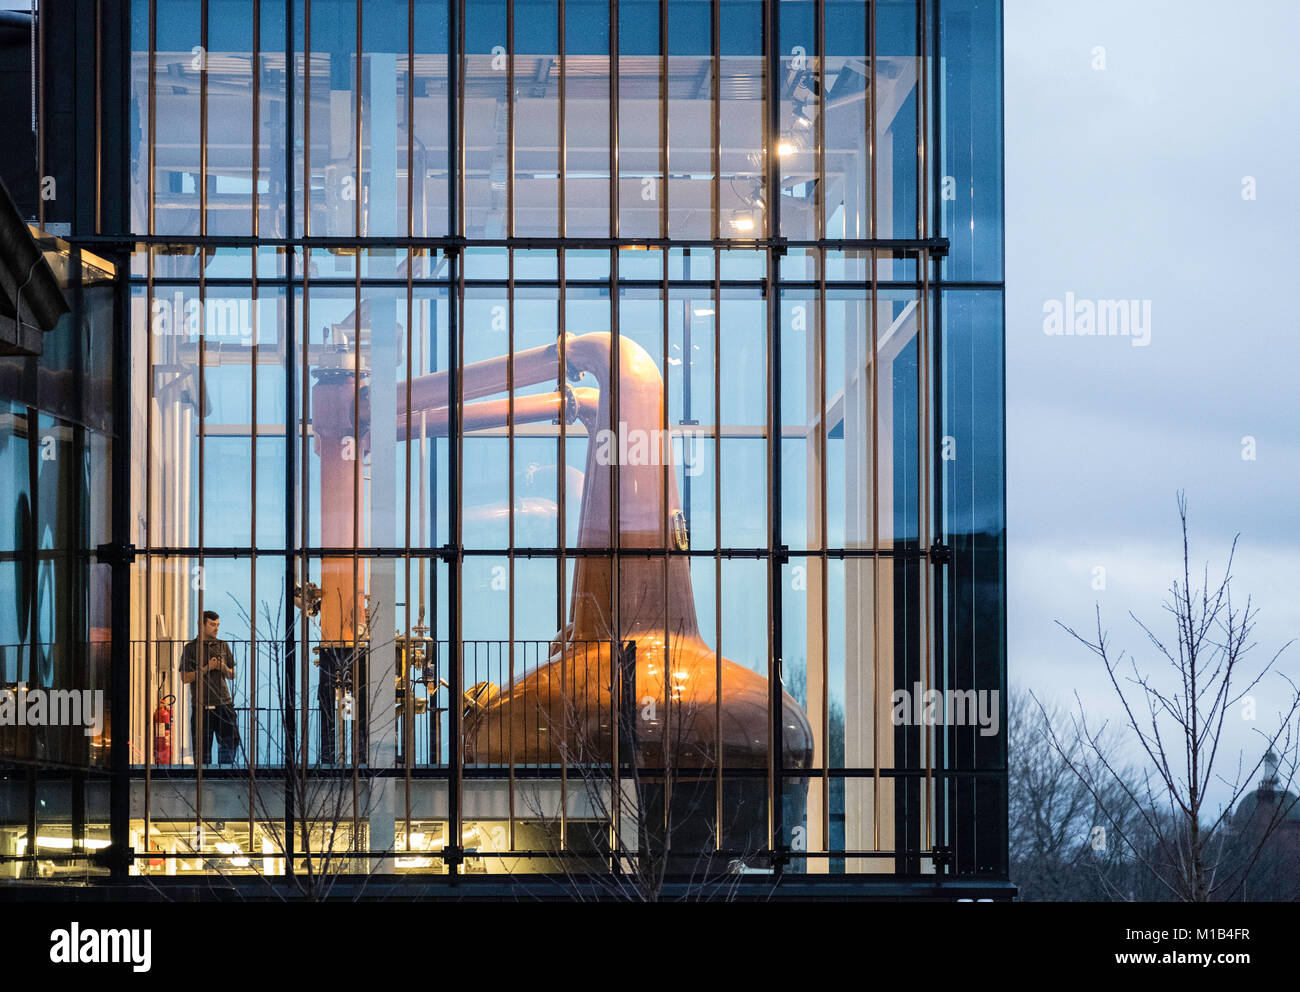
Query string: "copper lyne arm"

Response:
xmin=397 ymin=333 xmax=578 ymax=421
xmin=396 ymin=386 xmax=599 ymax=441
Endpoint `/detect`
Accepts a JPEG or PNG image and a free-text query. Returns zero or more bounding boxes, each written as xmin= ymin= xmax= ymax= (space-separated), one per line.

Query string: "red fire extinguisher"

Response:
xmin=153 ymin=694 xmax=175 ymax=766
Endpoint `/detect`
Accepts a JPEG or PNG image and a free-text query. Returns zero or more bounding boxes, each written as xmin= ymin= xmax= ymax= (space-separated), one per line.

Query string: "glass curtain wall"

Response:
xmin=0 ymin=241 xmax=117 ymax=881
xmin=110 ymin=0 xmax=1004 ymax=884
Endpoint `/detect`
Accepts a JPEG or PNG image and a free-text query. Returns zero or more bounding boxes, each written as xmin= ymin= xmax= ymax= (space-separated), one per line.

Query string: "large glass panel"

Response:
xmin=876 ymin=0 xmax=920 ymax=250
xmin=514 ymin=0 xmax=561 ymax=237
xmin=823 ymin=0 xmax=869 ymax=239
xmin=510 ymin=282 xmax=562 ymax=549
xmin=361 ymin=0 xmax=409 ymax=237
xmin=463 ymin=0 xmax=508 ymax=237
xmin=877 ymin=285 xmax=921 ymax=552
xmin=940 ymin=290 xmax=1004 ymax=814
xmin=259 ymin=0 xmax=291 ymax=238
xmin=667 ymin=281 xmax=715 ymax=553
xmin=129 ymin=0 xmax=152 ymax=234
xmin=128 ymin=556 xmax=197 ymax=765
xmin=778 ymin=0 xmax=818 ymax=240
xmin=254 ymin=286 xmax=289 ymax=551
xmin=410 ymin=273 xmax=453 ymax=550
xmin=147 ymin=278 xmax=201 ymax=547
xmin=719 ymin=1 xmax=765 ymax=237
xmin=563 ymin=1 xmax=611 ymax=237
xmin=779 ymin=283 xmax=822 ymax=552
xmin=666 ymin=0 xmax=713 ymax=239
xmin=562 ymin=286 xmax=609 ymax=551
xmin=153 ymin=0 xmax=203 ymax=236
xmin=718 ymin=556 xmax=769 ymax=847
xmin=412 ymin=0 xmax=452 ymax=238
xmin=940 ymin=0 xmax=1004 ymax=281
xmin=823 ymin=287 xmax=862 ymax=551
xmin=200 ymin=284 xmax=255 ymax=549
xmin=617 ymin=0 xmax=663 ymax=239
xmin=304 ymin=0 xmax=359 ymax=238
xmin=207 ymin=0 xmax=256 ymax=235
xmin=717 ymin=285 xmax=765 ymax=549
xmin=461 ymin=284 xmax=511 ymax=550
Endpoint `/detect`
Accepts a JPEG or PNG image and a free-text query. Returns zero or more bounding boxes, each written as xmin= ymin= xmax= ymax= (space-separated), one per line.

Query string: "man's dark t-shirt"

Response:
xmin=180 ymin=637 xmax=236 ymax=707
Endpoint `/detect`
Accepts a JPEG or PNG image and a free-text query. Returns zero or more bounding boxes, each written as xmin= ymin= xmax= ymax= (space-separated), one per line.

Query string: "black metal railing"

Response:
xmin=114 ymin=636 xmax=617 ymax=772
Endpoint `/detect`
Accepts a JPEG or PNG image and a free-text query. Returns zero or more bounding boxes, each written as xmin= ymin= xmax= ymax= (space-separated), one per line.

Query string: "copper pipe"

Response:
xmin=313 ymin=372 xmax=367 ymax=645
xmin=396 ymin=387 xmax=597 ymax=441
xmin=397 ymin=335 xmax=572 ymax=417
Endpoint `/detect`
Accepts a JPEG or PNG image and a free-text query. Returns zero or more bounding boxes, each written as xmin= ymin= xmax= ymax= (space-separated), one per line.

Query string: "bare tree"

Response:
xmin=240 ymin=596 xmax=392 ymax=899
xmin=141 ymin=595 xmax=405 ymax=901
xmin=1010 ymin=687 xmax=1157 ymax=900
xmin=1046 ymin=493 xmax=1300 ymax=901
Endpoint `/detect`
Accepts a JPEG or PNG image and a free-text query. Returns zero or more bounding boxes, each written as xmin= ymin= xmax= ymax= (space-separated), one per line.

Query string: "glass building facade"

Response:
xmin=1 ymin=0 xmax=1005 ymax=895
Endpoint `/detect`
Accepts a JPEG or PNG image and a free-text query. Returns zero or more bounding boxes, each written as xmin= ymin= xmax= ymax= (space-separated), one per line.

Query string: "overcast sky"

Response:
xmin=1006 ymin=0 xmax=1300 ymax=808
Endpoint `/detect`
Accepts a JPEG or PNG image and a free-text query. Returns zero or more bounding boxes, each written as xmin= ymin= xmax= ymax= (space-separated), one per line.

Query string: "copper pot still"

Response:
xmin=314 ymin=330 xmax=814 ymax=775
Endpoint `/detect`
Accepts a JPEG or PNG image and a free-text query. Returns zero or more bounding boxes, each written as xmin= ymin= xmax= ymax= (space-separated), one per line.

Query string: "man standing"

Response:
xmin=180 ymin=610 xmax=241 ymax=766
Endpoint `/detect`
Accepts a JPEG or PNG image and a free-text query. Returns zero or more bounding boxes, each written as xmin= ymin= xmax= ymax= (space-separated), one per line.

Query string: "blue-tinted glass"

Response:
xmin=304 ymin=0 xmax=358 ymax=237
xmin=940 ymin=0 xmax=1004 ymax=281
xmin=941 ymin=288 xmax=1004 ymax=779
xmin=465 ymin=0 xmax=507 ymax=52
xmin=464 ymin=1 xmax=507 ymax=237
xmin=876 ymin=0 xmax=919 ymax=262
xmin=824 ymin=0 xmax=869 ymax=240
xmin=564 ymin=1 xmax=610 ymax=237
xmin=779 ymin=0 xmax=817 ymax=239
xmin=413 ymin=0 xmax=451 ymax=238
xmin=720 ymin=0 xmax=762 ymax=56
xmin=618 ymin=0 xmax=660 ymax=56
xmin=566 ymin=0 xmax=609 ymax=53
xmin=514 ymin=0 xmax=561 ymax=235
xmin=667 ymin=0 xmax=710 ymax=55
xmin=153 ymin=0 xmax=202 ymax=236
xmin=720 ymin=1 xmax=765 ymax=236
xmin=361 ymin=0 xmax=409 ymax=237
xmin=515 ymin=0 xmax=559 ymax=52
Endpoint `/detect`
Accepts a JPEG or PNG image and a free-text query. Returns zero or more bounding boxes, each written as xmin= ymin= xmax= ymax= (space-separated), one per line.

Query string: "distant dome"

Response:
xmin=1234 ymin=788 xmax=1300 ymax=826
xmin=1233 ymin=754 xmax=1300 ymax=827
